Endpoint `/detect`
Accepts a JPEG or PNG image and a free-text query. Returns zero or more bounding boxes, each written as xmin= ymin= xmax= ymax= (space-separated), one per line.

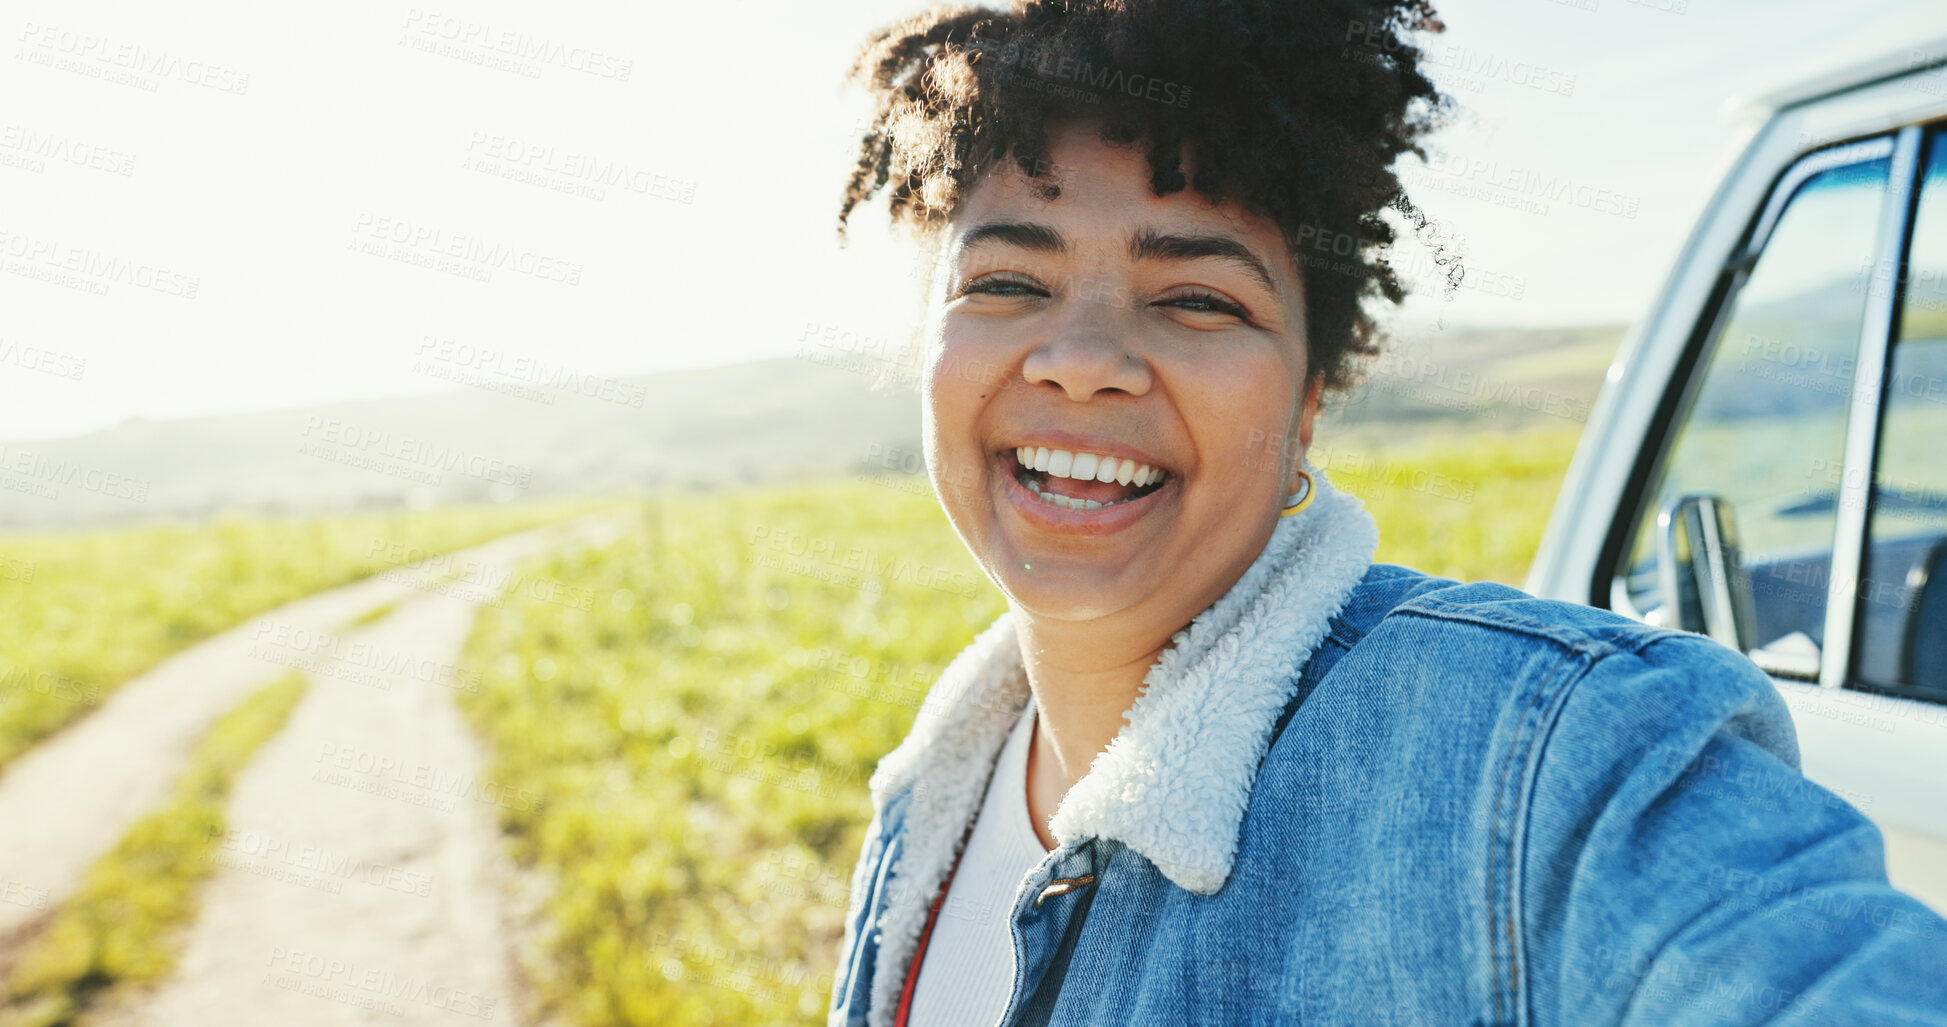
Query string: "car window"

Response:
xmin=1620 ymin=149 xmax=1891 ymax=678
xmin=1856 ymin=128 xmax=1947 ymax=701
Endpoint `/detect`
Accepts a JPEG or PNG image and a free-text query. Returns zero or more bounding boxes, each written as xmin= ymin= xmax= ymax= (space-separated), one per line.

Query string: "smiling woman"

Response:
xmin=825 ymin=3 xmax=1947 ymax=1027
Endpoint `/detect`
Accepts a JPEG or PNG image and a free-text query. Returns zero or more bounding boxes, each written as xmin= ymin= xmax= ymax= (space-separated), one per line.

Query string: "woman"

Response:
xmin=827 ymin=2 xmax=1947 ymax=1025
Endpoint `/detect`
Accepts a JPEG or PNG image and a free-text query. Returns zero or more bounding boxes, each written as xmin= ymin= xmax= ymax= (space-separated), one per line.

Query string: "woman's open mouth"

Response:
xmin=1007 ymin=446 xmax=1170 ymax=511
xmin=992 ymin=443 xmax=1177 ymax=535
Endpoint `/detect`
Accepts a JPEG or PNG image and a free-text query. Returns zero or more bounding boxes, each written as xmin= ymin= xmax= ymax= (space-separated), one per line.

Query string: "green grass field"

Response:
xmin=0 ymin=499 xmax=611 ymax=774
xmin=451 ymin=425 xmax=1583 ymax=1025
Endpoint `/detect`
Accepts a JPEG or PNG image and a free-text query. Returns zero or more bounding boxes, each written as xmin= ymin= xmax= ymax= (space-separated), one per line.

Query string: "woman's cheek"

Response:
xmin=1194 ymin=371 xmax=1300 ymax=496
xmin=921 ymin=334 xmax=993 ymax=523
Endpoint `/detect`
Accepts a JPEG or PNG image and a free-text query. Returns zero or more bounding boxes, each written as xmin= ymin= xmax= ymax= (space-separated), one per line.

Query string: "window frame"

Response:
xmin=1824 ymin=124 xmax=1927 ymax=689
xmin=1600 ymin=125 xmax=1934 ymax=696
xmin=1846 ymin=125 xmax=1947 ymax=700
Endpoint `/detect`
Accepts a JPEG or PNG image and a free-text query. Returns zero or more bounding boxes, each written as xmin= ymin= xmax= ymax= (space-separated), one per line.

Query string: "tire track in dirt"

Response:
xmin=0 ymin=513 xmax=619 ymax=1011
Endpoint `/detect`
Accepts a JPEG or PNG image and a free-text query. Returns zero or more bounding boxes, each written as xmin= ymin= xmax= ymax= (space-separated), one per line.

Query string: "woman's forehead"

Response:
xmin=952 ymin=123 xmax=1287 ymax=255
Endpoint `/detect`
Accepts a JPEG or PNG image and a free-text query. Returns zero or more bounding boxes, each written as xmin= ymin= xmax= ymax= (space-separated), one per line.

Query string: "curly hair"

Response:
xmin=836 ymin=0 xmax=1458 ymax=395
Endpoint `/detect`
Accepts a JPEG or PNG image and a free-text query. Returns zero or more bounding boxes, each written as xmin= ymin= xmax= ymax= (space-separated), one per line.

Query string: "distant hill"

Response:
xmin=0 ymin=325 xmax=1626 ymax=533
xmin=0 ymin=356 xmax=923 ymax=532
xmin=1320 ymin=322 xmax=1624 ymax=444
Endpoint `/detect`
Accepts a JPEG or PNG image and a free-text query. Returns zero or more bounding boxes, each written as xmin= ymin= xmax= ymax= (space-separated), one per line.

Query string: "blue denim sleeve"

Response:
xmin=829 ymin=798 xmax=892 ymax=1027
xmin=1522 ymin=633 xmax=1947 ymax=1026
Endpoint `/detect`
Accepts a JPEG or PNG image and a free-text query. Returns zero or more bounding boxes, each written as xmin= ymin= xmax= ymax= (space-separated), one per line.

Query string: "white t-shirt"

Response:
xmin=907 ymin=695 xmax=1052 ymax=1025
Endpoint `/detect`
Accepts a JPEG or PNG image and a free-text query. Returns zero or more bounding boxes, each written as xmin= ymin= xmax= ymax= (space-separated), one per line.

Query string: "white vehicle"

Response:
xmin=1528 ymin=40 xmax=1947 ymax=909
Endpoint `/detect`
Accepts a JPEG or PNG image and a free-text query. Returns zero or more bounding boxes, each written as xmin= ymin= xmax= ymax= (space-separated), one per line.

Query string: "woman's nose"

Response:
xmin=1019 ymin=307 xmax=1153 ymax=402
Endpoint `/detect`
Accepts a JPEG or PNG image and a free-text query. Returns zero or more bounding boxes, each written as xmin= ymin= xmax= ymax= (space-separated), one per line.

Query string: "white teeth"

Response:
xmin=1022 ymin=475 xmax=1108 ymax=510
xmin=1014 ymin=448 xmax=1168 ymax=486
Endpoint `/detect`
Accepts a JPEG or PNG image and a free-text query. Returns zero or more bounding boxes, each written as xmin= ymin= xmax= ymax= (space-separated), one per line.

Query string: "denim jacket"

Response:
xmin=828 ymin=469 xmax=1947 ymax=1026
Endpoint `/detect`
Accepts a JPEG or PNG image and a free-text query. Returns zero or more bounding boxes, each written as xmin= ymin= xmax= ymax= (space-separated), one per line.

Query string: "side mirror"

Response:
xmin=1657 ymin=494 xmax=1756 ymax=652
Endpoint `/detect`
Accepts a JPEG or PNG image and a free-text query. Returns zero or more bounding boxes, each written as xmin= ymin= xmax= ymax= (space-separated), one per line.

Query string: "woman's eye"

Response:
xmin=1163 ymin=290 xmax=1250 ymax=319
xmin=959 ymin=275 xmax=1046 ymax=298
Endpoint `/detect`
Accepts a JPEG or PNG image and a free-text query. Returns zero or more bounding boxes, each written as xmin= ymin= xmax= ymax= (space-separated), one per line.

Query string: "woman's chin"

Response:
xmin=988 ymin=551 xmax=1152 ymax=624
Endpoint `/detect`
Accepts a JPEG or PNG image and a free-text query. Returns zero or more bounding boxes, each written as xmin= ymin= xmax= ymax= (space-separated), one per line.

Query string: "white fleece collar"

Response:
xmin=862 ymin=466 xmax=1378 ymax=1025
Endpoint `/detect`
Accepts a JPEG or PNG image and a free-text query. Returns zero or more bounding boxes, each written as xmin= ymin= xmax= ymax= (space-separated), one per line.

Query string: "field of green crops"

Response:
xmin=0 ymin=499 xmax=612 ymax=773
xmin=451 ymin=425 xmax=1584 ymax=1025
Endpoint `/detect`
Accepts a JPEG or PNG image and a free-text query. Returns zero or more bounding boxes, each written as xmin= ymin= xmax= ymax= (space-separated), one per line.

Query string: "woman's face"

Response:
xmin=923 ymin=120 xmax=1321 ymax=628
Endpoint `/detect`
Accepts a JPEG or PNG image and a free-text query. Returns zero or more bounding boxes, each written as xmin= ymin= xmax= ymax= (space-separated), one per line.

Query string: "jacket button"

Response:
xmin=1033 ymin=874 xmax=1095 ymax=908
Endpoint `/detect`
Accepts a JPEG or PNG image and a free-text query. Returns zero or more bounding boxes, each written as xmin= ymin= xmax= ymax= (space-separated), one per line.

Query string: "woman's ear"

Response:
xmin=1297 ymin=372 xmax=1325 ymax=453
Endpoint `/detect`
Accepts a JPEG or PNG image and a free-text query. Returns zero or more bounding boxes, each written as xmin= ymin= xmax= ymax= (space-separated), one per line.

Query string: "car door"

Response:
xmin=1600 ymin=122 xmax=1947 ymax=913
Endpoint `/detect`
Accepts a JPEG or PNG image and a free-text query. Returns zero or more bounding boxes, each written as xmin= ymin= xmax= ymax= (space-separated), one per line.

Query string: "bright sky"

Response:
xmin=3 ymin=0 xmax=1945 ymax=441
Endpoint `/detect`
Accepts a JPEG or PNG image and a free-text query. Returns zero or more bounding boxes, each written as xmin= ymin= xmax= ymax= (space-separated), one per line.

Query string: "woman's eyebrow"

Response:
xmin=955 ymin=220 xmax=1066 ymax=258
xmin=1128 ymin=228 xmax=1279 ymax=297
xmin=952 ymin=220 xmax=1279 ymax=298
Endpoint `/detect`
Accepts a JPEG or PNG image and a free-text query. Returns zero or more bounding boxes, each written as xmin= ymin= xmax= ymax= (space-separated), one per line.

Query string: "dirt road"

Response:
xmin=0 ymin=514 xmax=619 ymax=1022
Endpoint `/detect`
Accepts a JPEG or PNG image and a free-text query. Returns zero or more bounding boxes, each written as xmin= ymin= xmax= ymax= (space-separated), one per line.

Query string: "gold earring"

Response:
xmin=1280 ymin=469 xmax=1315 ymax=517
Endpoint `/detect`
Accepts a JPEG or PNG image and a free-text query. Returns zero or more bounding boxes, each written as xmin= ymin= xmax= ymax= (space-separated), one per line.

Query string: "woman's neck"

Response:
xmin=1013 ymin=613 xmax=1176 ymax=850
xmin=1006 ymin=517 xmax=1292 ymax=849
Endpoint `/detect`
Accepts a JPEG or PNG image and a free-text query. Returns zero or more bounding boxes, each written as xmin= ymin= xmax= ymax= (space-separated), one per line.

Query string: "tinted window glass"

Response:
xmin=1623 ymin=154 xmax=1890 ymax=677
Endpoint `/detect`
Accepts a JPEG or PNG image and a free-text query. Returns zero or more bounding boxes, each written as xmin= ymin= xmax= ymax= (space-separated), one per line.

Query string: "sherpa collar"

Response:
xmin=861 ymin=465 xmax=1379 ymax=1024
